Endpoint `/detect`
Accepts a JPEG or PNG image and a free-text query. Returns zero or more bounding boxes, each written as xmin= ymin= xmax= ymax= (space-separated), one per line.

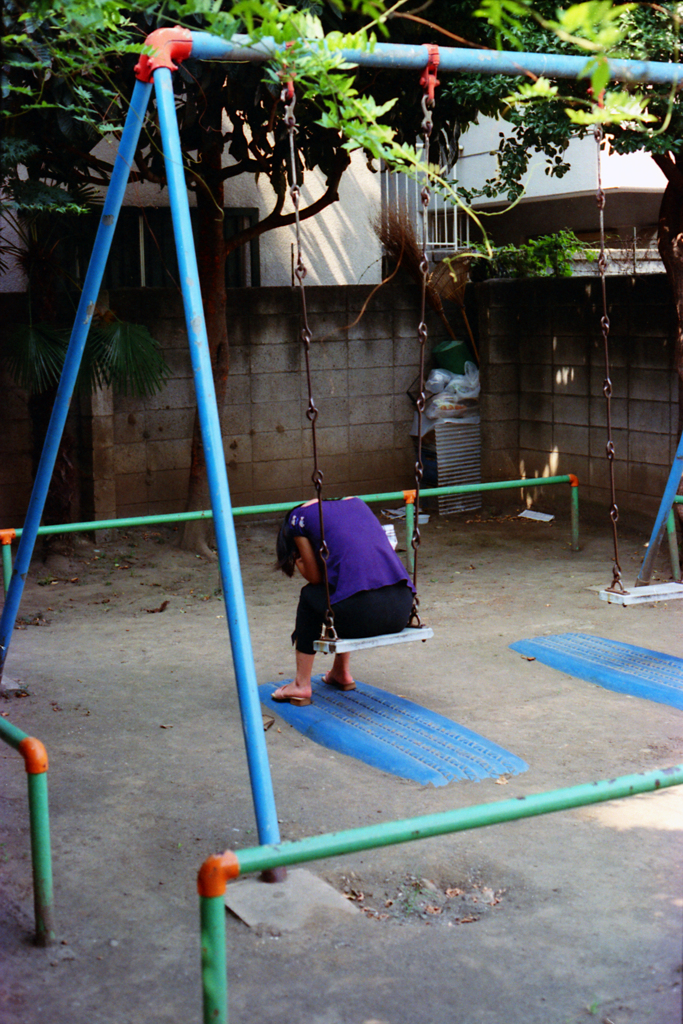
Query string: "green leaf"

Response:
xmin=84 ymin=321 xmax=170 ymax=398
xmin=2 ymin=324 xmax=69 ymax=394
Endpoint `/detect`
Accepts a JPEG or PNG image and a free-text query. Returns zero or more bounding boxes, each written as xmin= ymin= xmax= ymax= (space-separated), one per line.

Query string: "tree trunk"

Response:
xmin=654 ymin=151 xmax=683 ymax=526
xmin=179 ymin=94 xmax=229 ymax=558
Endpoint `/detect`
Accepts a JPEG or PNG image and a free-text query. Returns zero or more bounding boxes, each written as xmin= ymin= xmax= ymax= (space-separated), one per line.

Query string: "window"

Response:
xmin=53 ymin=206 xmax=260 ymax=291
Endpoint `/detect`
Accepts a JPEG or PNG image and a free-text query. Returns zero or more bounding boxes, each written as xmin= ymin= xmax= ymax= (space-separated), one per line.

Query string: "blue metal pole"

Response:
xmin=636 ymin=431 xmax=683 ymax=586
xmin=188 ymin=34 xmax=682 ymax=86
xmin=0 ymin=80 xmax=153 ymax=681
xmin=153 ymin=69 xmax=281 ymax=848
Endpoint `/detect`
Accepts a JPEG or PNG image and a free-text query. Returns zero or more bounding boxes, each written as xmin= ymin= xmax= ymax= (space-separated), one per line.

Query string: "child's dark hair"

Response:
xmin=274 ymin=506 xmax=300 ymax=577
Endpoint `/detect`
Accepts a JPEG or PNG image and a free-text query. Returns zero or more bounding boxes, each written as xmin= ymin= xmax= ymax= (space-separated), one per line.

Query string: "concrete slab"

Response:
xmin=224 ymin=868 xmax=358 ymax=933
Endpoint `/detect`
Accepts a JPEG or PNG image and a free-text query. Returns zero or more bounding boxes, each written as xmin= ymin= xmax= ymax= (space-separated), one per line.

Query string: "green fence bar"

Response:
xmin=197 ymin=763 xmax=683 ymax=1024
xmin=0 ymin=717 xmax=55 ymax=945
xmin=199 ymin=880 xmax=230 ymax=1024
xmin=2 ymin=475 xmax=580 ymax=597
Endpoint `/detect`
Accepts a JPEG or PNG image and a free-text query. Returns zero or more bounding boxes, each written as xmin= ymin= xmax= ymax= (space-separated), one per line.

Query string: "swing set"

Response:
xmin=1 ymin=27 xmax=682 ymax=856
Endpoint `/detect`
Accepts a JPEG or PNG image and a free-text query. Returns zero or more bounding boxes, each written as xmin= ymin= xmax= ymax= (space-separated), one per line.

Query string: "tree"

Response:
xmin=2 ymin=0 xmax=449 ymax=555
xmin=423 ymin=1 xmax=683 ymax=426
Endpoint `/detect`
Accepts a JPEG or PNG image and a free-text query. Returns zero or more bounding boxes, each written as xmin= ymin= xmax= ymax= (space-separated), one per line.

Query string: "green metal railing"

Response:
xmin=1 ymin=474 xmax=581 ymax=595
xmin=0 ymin=716 xmax=55 ymax=945
xmin=197 ymin=764 xmax=683 ymax=1024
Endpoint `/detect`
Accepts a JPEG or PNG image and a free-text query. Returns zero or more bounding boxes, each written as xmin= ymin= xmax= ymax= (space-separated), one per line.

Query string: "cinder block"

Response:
xmin=223 ymin=432 xmax=253 ymax=464
xmin=555 ymin=423 xmax=589 ymax=457
xmin=628 ymin=431 xmax=670 ymax=467
xmin=246 ymin=402 xmax=302 ymax=433
xmin=253 ymin=315 xmax=302 ymax=346
xmin=114 ymin=411 xmax=144 ymax=444
xmin=250 ymin=343 xmax=301 ymax=375
xmin=115 ymin=472 xmax=151 ymax=507
xmin=252 ymin=459 xmax=306 ymax=493
xmin=553 ymin=394 xmax=589 ymax=426
xmin=486 ymin=365 xmax=520 ymax=394
xmin=348 ymin=338 xmax=393 ymax=370
xmin=304 ymin=425 xmax=350 ymax=458
xmin=551 ymin=363 xmax=590 ymax=396
xmin=251 ymin=373 xmax=301 ymax=405
xmin=629 ymin=400 xmax=671 ymax=435
xmin=92 ymin=444 xmax=115 ymax=478
xmin=520 ymin=420 xmax=554 ymax=451
xmin=349 ymin=422 xmax=394 ymax=452
xmin=308 ymin=369 xmax=349 ymax=401
xmin=114 ymin=443 xmax=147 ymax=475
xmin=146 ymin=438 xmax=192 ymax=473
xmin=309 ymin=341 xmax=348 ymax=373
xmin=148 ymin=407 xmax=196 ymax=440
xmin=520 ymin=393 xmax=553 ymax=423
xmin=91 ymin=417 xmax=115 ymax=448
xmin=394 ymin=336 xmax=423 ymax=366
xmin=588 ymin=396 xmax=627 ymax=430
xmin=520 ymin=363 xmax=552 ymax=394
xmin=349 ymin=394 xmax=394 ymax=425
xmin=252 ymin=428 xmax=303 ymax=463
xmin=628 ymin=368 xmax=669 ymax=402
xmin=348 ymin=367 xmax=387 ymax=397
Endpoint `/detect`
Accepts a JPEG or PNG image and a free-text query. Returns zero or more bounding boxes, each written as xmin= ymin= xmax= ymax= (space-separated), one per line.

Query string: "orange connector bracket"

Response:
xmin=568 ymin=474 xmax=579 ymax=487
xmin=0 ymin=529 xmax=16 ymax=545
xmin=197 ymin=851 xmax=240 ymax=898
xmin=134 ymin=27 xmax=193 ymax=82
xmin=403 ymin=490 xmax=416 ymax=505
xmin=18 ymin=737 xmax=48 ymax=775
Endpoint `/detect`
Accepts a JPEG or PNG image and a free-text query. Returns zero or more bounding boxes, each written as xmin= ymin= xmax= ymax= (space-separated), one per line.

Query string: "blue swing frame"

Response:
xmin=1 ymin=28 xmax=680 ymax=847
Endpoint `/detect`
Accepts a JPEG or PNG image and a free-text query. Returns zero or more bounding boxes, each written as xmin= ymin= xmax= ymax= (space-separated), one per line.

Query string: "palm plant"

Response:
xmin=1 ymin=206 xmax=170 ymax=528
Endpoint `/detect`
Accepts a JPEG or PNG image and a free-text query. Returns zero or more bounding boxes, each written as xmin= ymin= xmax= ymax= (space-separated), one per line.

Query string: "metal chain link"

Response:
xmin=283 ymin=85 xmax=337 ymax=640
xmin=408 ymin=88 xmax=436 ymax=627
xmin=594 ymin=125 xmax=624 ymax=593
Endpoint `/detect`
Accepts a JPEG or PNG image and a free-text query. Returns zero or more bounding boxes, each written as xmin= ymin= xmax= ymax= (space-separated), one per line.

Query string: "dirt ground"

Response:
xmin=1 ymin=493 xmax=682 ymax=1024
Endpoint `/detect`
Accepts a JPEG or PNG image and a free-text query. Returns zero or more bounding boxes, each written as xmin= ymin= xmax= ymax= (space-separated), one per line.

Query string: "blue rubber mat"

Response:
xmin=259 ymin=676 xmax=528 ymax=787
xmin=510 ymin=633 xmax=683 ymax=711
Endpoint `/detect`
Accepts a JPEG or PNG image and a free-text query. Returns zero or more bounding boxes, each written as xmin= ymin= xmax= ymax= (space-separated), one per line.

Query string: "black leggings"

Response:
xmin=293 ymin=582 xmax=414 ymax=655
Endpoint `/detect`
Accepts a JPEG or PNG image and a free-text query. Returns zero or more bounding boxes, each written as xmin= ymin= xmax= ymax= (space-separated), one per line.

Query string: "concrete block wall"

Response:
xmin=1 ymin=275 xmax=678 ymax=529
xmin=104 ymin=283 xmax=434 ymax=518
xmin=476 ymin=274 xmax=678 ymax=517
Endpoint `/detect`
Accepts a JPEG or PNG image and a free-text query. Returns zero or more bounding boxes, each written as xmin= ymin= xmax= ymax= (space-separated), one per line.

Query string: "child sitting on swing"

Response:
xmin=273 ymin=496 xmax=415 ymax=705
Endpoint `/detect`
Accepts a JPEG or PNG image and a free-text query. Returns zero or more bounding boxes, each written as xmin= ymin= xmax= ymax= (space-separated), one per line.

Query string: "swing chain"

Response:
xmin=409 ymin=54 xmax=439 ymax=627
xmin=283 ymin=83 xmax=337 ymax=640
xmin=594 ymin=125 xmax=624 ymax=593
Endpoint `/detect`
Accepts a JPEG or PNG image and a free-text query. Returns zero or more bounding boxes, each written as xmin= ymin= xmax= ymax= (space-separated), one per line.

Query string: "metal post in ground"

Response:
xmin=152 ymin=67 xmax=281 ymax=851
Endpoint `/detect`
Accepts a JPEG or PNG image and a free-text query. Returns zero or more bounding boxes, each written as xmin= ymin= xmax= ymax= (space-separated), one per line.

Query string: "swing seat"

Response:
xmin=313 ymin=625 xmax=433 ymax=654
xmin=599 ymin=582 xmax=683 ymax=605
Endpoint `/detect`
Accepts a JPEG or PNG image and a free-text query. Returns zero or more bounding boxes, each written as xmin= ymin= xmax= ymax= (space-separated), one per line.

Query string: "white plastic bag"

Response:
xmin=425 ymin=368 xmax=456 ymax=394
xmin=444 ymin=361 xmax=480 ymax=399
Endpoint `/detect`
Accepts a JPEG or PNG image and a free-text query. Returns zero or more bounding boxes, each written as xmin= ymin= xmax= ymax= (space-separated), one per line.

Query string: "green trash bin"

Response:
xmin=431 ymin=338 xmax=472 ymax=375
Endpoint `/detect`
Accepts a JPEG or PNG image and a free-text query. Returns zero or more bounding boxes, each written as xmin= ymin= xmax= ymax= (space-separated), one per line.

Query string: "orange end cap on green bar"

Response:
xmin=197 ymin=852 xmax=240 ymax=897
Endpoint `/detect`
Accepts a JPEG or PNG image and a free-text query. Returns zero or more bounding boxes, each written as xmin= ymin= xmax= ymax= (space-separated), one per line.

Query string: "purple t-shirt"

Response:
xmin=288 ymin=498 xmax=415 ymax=604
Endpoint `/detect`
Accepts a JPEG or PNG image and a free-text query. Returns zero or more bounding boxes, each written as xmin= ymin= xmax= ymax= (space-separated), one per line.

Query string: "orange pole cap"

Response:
xmin=134 ymin=27 xmax=193 ymax=82
xmin=568 ymin=474 xmax=579 ymax=487
xmin=0 ymin=529 xmax=16 ymax=545
xmin=18 ymin=737 xmax=48 ymax=775
xmin=197 ymin=851 xmax=240 ymax=897
xmin=403 ymin=490 xmax=416 ymax=505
